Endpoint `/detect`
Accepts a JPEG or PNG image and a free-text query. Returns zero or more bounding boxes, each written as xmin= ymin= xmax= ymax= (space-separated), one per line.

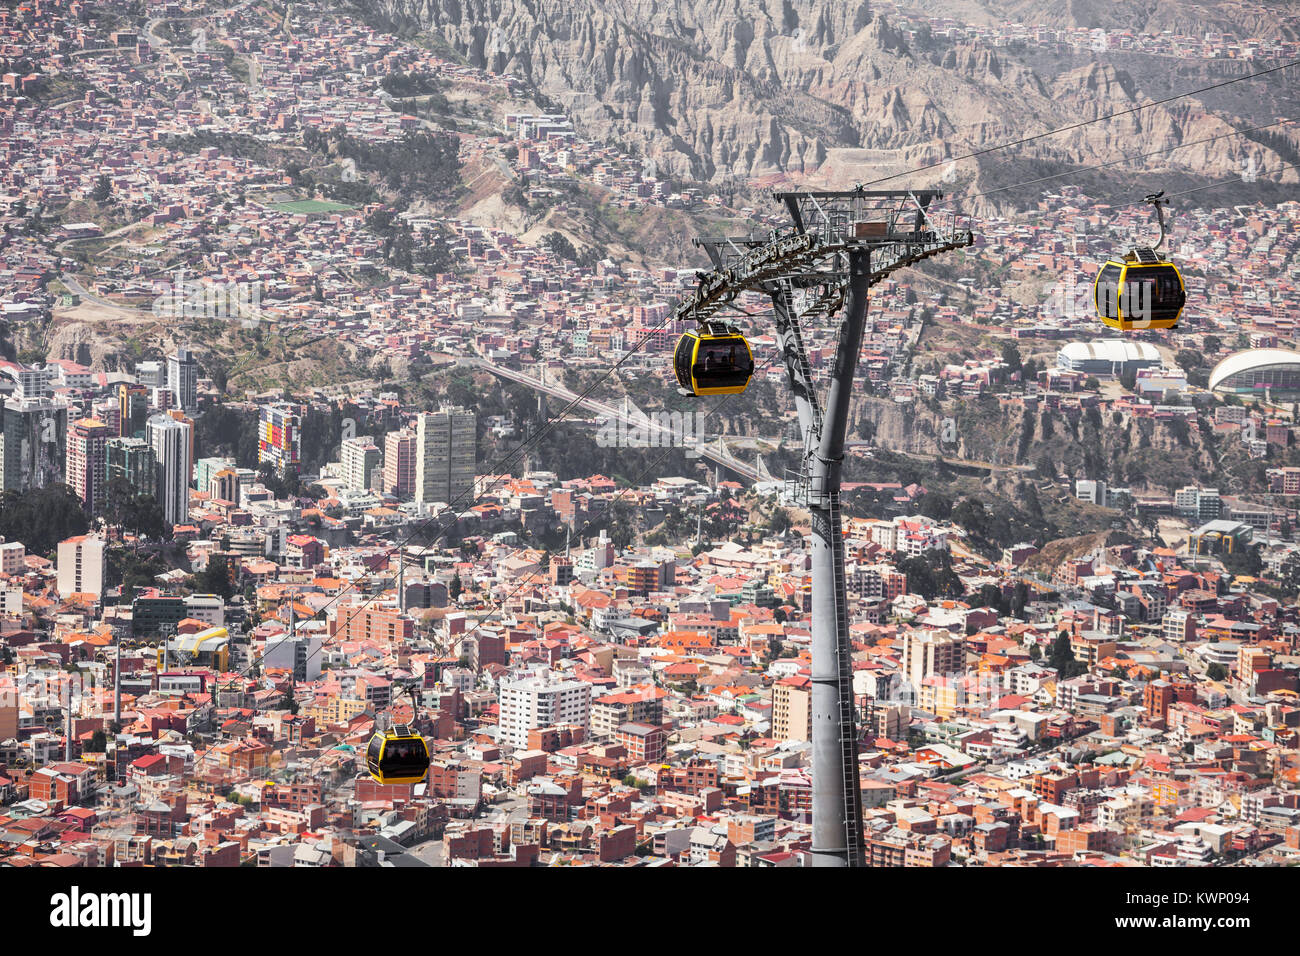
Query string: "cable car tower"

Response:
xmin=675 ymin=187 xmax=975 ymax=866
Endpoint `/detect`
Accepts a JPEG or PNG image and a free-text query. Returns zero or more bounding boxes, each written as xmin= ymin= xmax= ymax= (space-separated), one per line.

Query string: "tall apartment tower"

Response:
xmin=118 ymin=383 xmax=149 ymax=438
xmin=1 ymin=399 xmax=68 ymax=493
xmin=383 ymin=428 xmax=417 ymax=500
xmin=167 ymin=347 xmax=199 ymax=414
xmin=258 ymin=403 xmax=301 ymax=476
xmin=66 ymin=418 xmax=113 ymax=514
xmin=341 ymin=435 xmax=380 ymax=492
xmin=1 ymin=365 xmax=68 ymax=493
xmin=415 ymin=406 xmax=476 ymax=507
xmin=496 ymin=670 xmax=592 ymax=749
xmin=772 ymin=675 xmax=813 ymax=742
xmin=57 ymin=534 xmax=105 ymax=599
xmin=901 ymin=629 xmax=967 ymax=692
xmin=147 ymin=413 xmax=193 ymax=527
xmin=106 ymin=437 xmax=157 ymax=498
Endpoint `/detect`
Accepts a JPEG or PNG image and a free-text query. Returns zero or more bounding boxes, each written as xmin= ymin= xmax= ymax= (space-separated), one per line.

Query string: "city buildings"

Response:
xmin=1 ymin=0 xmax=1299 ymax=873
xmin=147 ymin=413 xmax=193 ymax=527
xmin=167 ymin=347 xmax=199 ymax=414
xmin=902 ymin=630 xmax=967 ymax=690
xmin=118 ymin=383 xmax=149 ymax=439
xmin=56 ymin=534 xmax=105 ymax=599
xmin=341 ymin=435 xmax=380 ymax=493
xmin=65 ymin=418 xmax=112 ymax=515
xmin=1 ymin=374 xmax=67 ymax=493
xmin=1175 ymin=486 xmax=1222 ymax=523
xmin=259 ymin=403 xmax=302 ymax=476
xmin=772 ymin=675 xmax=812 ymax=742
xmin=415 ymin=406 xmax=476 ymax=507
xmin=497 ymin=671 xmax=592 ymax=749
xmin=383 ymin=428 xmax=417 ymax=500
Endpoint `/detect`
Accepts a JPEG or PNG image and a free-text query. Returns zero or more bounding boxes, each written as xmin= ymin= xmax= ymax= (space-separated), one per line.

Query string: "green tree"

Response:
xmin=1047 ymin=632 xmax=1085 ymax=679
xmin=951 ymin=498 xmax=989 ymax=537
xmin=999 ymin=341 xmax=1023 ymax=376
xmin=1207 ymin=663 xmax=1229 ymax=682
xmin=91 ymin=173 xmax=113 ymax=203
xmin=1221 ymin=544 xmax=1263 ymax=579
xmin=768 ymin=507 xmax=793 ymax=535
xmin=194 ymin=554 xmax=236 ymax=600
xmin=895 ymin=550 xmax=964 ymax=601
xmin=449 ymin=572 xmax=463 ymax=601
xmin=605 ymin=500 xmax=636 ymax=551
xmin=107 ymin=548 xmax=170 ymax=597
xmin=105 ymin=477 xmax=169 ymax=542
xmin=1011 ymin=581 xmax=1029 ymax=619
xmin=917 ymin=492 xmax=953 ymax=520
xmin=0 ymin=485 xmax=90 ymax=554
xmin=542 ymin=231 xmax=579 ymax=262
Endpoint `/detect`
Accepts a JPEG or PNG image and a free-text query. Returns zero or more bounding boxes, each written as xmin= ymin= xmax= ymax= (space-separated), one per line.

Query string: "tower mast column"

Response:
xmin=808 ymin=248 xmax=870 ymax=867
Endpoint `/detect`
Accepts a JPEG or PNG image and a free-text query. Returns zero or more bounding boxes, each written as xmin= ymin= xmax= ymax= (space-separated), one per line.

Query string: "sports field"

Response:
xmin=270 ymin=199 xmax=356 ymax=214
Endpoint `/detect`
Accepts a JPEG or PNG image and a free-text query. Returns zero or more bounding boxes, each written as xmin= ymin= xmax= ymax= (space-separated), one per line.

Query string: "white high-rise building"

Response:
xmin=167 ymin=347 xmax=198 ymax=414
xmin=341 ymin=435 xmax=380 ymax=493
xmin=136 ymin=360 xmax=165 ymax=389
xmin=1075 ymin=479 xmax=1107 ymax=506
xmin=147 ymin=413 xmax=193 ymax=527
xmin=901 ymin=629 xmax=966 ymax=691
xmin=262 ymin=633 xmax=324 ymax=682
xmin=0 ymin=541 xmax=25 ymax=574
xmin=57 ymin=535 xmax=105 ymax=599
xmin=415 ymin=406 xmax=476 ymax=506
xmin=496 ymin=670 xmax=592 ymax=749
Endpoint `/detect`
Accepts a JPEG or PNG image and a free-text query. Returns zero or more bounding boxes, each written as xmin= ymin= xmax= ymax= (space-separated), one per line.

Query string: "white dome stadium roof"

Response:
xmin=1208 ymin=349 xmax=1300 ymax=391
xmin=1058 ymin=339 xmax=1161 ymax=364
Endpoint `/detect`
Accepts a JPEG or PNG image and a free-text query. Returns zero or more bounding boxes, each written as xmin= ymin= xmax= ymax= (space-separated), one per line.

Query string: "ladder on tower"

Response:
xmin=826 ymin=491 xmax=865 ymax=866
xmin=779 ymin=278 xmax=825 ymax=440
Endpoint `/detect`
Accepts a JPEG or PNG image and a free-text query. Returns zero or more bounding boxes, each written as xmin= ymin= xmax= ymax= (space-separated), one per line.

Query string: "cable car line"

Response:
xmin=1110 ymin=160 xmax=1300 ymax=205
xmin=931 ymin=118 xmax=1294 ymax=207
xmin=857 ymin=57 xmax=1300 ymax=189
xmin=674 ymin=322 xmax=756 ymax=396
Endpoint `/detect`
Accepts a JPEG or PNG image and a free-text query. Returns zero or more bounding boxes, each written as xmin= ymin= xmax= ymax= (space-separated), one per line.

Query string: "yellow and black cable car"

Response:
xmin=365 ymin=723 xmax=430 ymax=786
xmin=1093 ymin=192 xmax=1186 ymax=331
xmin=673 ymin=322 xmax=754 ymax=396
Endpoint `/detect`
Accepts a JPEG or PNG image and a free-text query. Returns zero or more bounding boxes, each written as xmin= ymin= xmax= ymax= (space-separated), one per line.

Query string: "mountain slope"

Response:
xmin=359 ymin=0 xmax=1300 ymax=192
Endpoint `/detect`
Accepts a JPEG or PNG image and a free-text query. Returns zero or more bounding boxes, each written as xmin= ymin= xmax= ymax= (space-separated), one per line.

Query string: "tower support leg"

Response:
xmin=809 ymin=249 xmax=870 ymax=867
